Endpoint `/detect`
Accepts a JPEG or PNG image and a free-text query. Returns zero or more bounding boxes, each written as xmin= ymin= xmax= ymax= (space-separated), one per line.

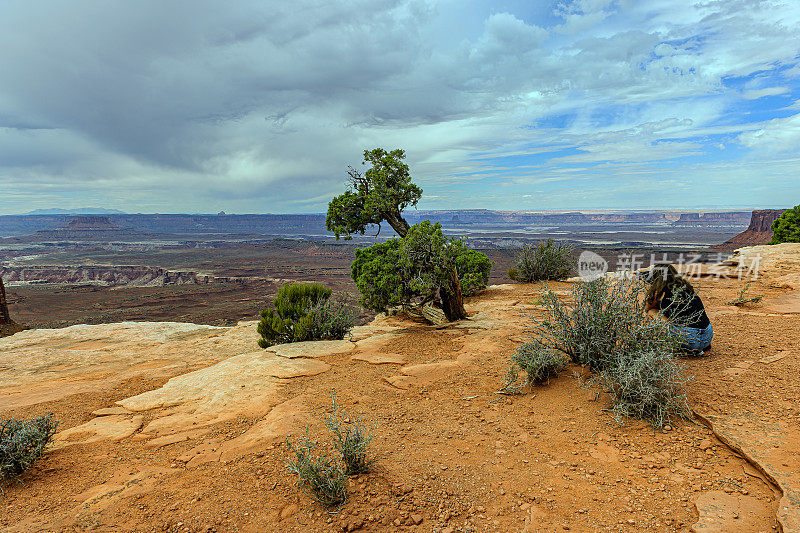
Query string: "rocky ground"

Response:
xmin=1 ymin=245 xmax=799 ymax=532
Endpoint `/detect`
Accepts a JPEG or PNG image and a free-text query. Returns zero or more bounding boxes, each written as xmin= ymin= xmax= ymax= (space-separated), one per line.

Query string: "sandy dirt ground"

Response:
xmin=1 ymin=245 xmax=799 ymax=532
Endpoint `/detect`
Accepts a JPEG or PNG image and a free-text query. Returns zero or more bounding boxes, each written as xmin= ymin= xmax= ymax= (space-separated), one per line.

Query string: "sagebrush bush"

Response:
xmin=502 ymin=344 xmax=567 ymax=393
xmin=286 ymin=435 xmax=347 ymax=507
xmin=514 ymin=239 xmax=574 ymax=282
xmin=505 ymin=278 xmax=694 ymax=427
xmin=530 ymin=278 xmax=686 ymax=372
xmin=601 ymin=351 xmax=690 ymax=429
xmin=257 ymin=282 xmax=354 ymax=348
xmin=325 ymin=394 xmax=375 ymax=475
xmin=1 ymin=414 xmax=58 ymax=482
xmin=311 ymin=297 xmax=356 ymax=341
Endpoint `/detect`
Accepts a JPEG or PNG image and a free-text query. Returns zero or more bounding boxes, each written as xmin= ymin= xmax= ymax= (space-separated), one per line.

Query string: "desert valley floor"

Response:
xmin=1 ymin=245 xmax=799 ymax=532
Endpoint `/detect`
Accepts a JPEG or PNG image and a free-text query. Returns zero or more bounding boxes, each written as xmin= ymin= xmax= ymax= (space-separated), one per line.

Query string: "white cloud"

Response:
xmin=742 ymin=86 xmax=790 ymax=99
xmin=0 ymin=0 xmax=798 ymax=213
xmin=737 ymin=113 xmax=800 ymax=153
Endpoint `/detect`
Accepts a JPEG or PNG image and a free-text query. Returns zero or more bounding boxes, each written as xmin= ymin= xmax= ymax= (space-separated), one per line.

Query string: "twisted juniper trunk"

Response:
xmin=385 ymin=210 xmax=410 ymax=238
xmin=440 ymin=265 xmax=467 ymax=321
xmin=0 ymin=277 xmax=10 ymax=324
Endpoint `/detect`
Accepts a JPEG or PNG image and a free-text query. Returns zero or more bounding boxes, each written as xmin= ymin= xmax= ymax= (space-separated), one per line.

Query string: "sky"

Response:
xmin=0 ymin=0 xmax=798 ymax=215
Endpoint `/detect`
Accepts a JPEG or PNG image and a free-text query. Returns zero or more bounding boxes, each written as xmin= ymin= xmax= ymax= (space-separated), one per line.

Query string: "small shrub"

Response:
xmin=727 ymin=282 xmax=762 ymax=307
xmin=529 ymin=278 xmax=686 ymax=372
xmin=507 ymin=267 xmax=519 ymax=281
xmin=325 ymin=394 xmax=375 ymax=475
xmin=770 ymin=204 xmax=800 ymax=244
xmin=258 ymin=282 xmax=354 ymax=348
xmin=600 ymin=350 xmax=690 ymax=429
xmin=311 ymin=297 xmax=356 ymax=340
xmin=286 ymin=435 xmax=347 ymax=507
xmin=503 ymin=278 xmax=695 ymax=428
xmin=1 ymin=414 xmax=59 ymax=482
xmin=501 ymin=344 xmax=567 ymax=393
xmin=514 ymin=239 xmax=574 ymax=282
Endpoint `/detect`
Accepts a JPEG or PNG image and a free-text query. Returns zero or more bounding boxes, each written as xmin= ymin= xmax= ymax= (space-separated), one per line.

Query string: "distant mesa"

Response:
xmin=674 ymin=211 xmax=752 ymax=225
xmin=24 ymin=207 xmax=127 ymax=215
xmin=26 ymin=215 xmax=151 ymax=242
xmin=710 ymin=209 xmax=787 ymax=251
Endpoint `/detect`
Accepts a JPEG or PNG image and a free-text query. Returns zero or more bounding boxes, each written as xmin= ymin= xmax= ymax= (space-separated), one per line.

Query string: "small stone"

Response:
xmin=280 ymin=504 xmax=298 ymax=519
xmin=411 ymin=514 xmax=423 ymax=525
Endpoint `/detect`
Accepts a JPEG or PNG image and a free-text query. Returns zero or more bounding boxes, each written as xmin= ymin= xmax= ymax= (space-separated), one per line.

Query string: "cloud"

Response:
xmin=737 ymin=113 xmax=800 ymax=152
xmin=742 ymin=87 xmax=790 ymax=99
xmin=0 ymin=0 xmax=798 ymax=214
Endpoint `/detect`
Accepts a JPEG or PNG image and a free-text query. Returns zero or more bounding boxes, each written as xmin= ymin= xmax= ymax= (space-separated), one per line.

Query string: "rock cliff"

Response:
xmin=0 ymin=265 xmax=251 ymax=287
xmin=710 ymin=209 xmax=786 ymax=250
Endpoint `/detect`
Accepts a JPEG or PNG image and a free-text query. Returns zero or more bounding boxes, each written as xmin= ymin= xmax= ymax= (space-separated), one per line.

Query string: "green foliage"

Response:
xmin=350 ymin=221 xmax=491 ymax=313
xmin=530 ymin=278 xmax=685 ymax=372
xmin=286 ymin=435 xmax=347 ymax=507
xmin=257 ymin=282 xmax=353 ymax=348
xmin=507 ymin=267 xmax=519 ymax=281
xmin=455 ymin=247 xmax=492 ymax=296
xmin=514 ymin=239 xmax=574 ymax=282
xmin=351 ymin=239 xmax=406 ymax=313
xmin=504 ymin=278 xmax=693 ymax=428
xmin=770 ymin=205 xmax=800 ymax=244
xmin=328 ymin=148 xmax=490 ymax=321
xmin=325 ymin=394 xmax=375 ymax=476
xmin=601 ymin=351 xmax=690 ymax=429
xmin=1 ymin=414 xmax=58 ymax=482
xmin=501 ymin=344 xmax=567 ymax=393
xmin=326 ymin=148 xmax=422 ymax=240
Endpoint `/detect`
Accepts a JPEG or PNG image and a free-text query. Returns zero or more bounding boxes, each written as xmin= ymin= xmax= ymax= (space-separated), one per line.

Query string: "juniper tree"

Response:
xmin=328 ymin=149 xmax=490 ymax=322
xmin=770 ymin=204 xmax=800 ymax=244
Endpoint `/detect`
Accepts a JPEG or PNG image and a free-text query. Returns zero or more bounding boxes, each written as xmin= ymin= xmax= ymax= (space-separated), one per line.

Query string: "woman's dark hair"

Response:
xmin=645 ymin=263 xmax=695 ymax=304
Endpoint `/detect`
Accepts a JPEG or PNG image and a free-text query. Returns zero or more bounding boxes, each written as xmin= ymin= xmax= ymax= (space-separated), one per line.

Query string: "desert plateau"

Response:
xmin=1 ymin=243 xmax=799 ymax=532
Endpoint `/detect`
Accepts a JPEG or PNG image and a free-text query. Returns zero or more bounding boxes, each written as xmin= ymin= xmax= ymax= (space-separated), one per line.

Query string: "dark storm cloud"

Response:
xmin=0 ymin=0 xmax=798 ymax=213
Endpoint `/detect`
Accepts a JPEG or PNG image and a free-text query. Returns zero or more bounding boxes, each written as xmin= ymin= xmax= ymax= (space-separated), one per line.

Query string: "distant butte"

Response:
xmin=710 ymin=209 xmax=786 ymax=251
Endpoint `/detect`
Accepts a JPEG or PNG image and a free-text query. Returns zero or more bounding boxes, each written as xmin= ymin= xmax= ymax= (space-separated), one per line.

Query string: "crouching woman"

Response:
xmin=644 ymin=263 xmax=713 ymax=353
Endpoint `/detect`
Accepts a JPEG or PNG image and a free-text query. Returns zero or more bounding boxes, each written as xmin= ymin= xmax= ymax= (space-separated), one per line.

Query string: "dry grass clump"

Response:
xmin=1 ymin=414 xmax=58 ymax=485
xmin=726 ymin=282 xmax=762 ymax=307
xmin=504 ymin=278 xmax=692 ymax=428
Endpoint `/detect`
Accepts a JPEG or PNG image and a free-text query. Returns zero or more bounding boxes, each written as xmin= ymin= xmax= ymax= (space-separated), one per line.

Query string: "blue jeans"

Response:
xmin=673 ymin=323 xmax=713 ymax=351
